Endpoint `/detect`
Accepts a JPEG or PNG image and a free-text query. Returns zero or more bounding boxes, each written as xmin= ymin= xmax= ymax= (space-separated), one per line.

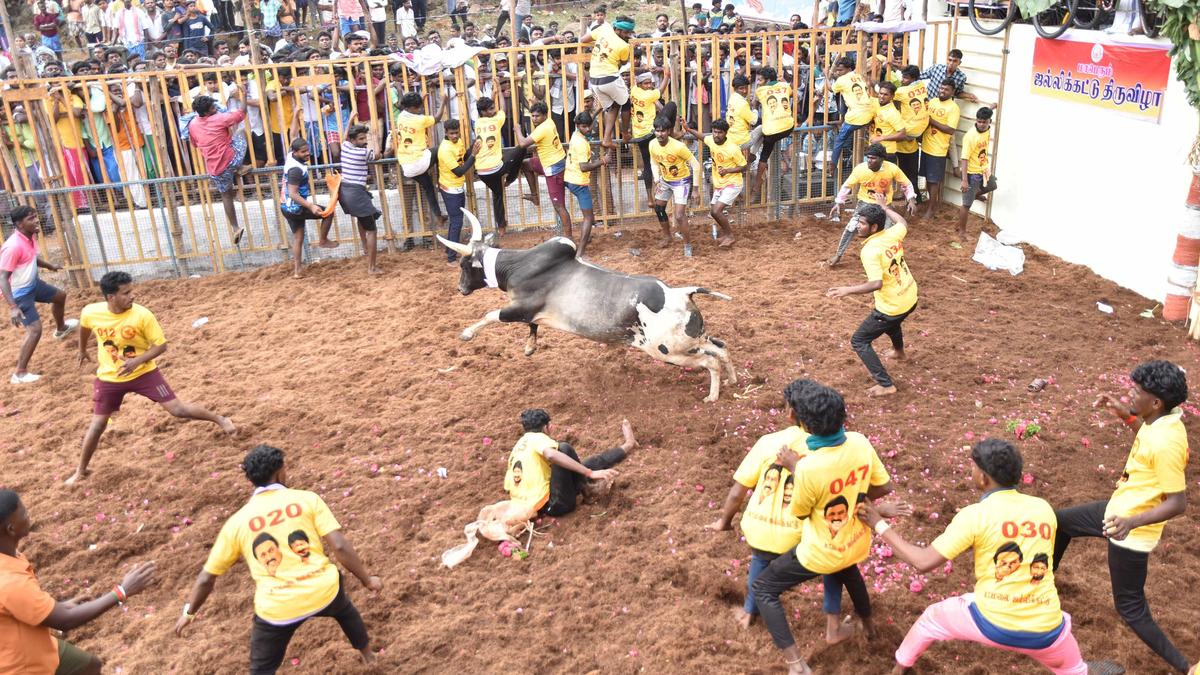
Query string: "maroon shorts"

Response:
xmin=92 ymin=369 xmax=176 ymax=415
xmin=528 ymin=155 xmax=567 ymax=206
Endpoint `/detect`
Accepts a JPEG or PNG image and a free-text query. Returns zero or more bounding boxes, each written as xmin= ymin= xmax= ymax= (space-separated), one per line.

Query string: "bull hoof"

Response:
xmin=703 ymin=394 xmax=719 ymax=403
xmin=460 ymin=331 xmax=475 ymax=341
xmin=524 ymin=346 xmax=537 ymax=357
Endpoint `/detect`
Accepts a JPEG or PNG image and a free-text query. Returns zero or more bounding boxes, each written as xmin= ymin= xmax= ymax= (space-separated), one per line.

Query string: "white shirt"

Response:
xmin=126 ymin=82 xmax=154 ymax=134
xmin=244 ymin=78 xmax=265 ymax=135
xmin=367 ymin=0 xmax=388 ymax=21
xmin=395 ymin=6 xmax=416 ymax=36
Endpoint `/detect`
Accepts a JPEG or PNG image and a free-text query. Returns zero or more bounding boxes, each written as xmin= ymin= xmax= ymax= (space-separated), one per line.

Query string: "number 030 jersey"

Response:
xmin=204 ymin=487 xmax=342 ymax=623
xmin=788 ymin=432 xmax=890 ymax=574
xmin=932 ymin=488 xmax=1064 ymax=633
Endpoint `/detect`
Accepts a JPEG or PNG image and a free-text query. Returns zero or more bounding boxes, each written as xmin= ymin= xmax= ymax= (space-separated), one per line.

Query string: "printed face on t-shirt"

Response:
xmin=254 ymin=534 xmax=283 ymax=577
xmin=288 ymin=531 xmax=311 ymax=559
xmin=1030 ymin=558 xmax=1048 ymax=583
xmin=824 ymin=496 xmax=849 ymax=535
xmin=512 ymin=461 xmax=524 ymax=486
xmin=781 ymin=475 xmax=794 ymax=506
xmin=993 ymin=543 xmax=1022 ymax=581
xmin=758 ymin=465 xmax=781 ymax=504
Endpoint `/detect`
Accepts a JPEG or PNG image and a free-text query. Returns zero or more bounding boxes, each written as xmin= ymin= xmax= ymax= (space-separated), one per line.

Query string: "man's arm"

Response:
xmin=1106 ymin=492 xmax=1187 ymax=540
xmin=705 ymin=483 xmax=751 ymax=531
xmin=173 ymin=570 xmax=217 ymax=636
xmin=43 ymin=560 xmax=156 ymax=631
xmin=927 ymin=117 xmax=955 ymax=135
xmin=579 ymin=149 xmax=609 ymax=172
xmin=859 ymin=500 xmax=948 ymax=573
xmin=451 ymin=139 xmax=481 ymax=177
xmin=35 ymin=256 xmax=62 ymax=271
xmin=544 ymin=447 xmax=613 ymax=480
xmin=324 ymin=530 xmax=383 ymax=589
xmin=77 ymin=325 xmax=92 ymax=363
xmin=117 ymin=341 xmax=166 ymax=378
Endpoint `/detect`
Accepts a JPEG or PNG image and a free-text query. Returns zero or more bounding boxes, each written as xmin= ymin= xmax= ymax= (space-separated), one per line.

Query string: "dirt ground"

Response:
xmin=3 ymin=204 xmax=1199 ymax=675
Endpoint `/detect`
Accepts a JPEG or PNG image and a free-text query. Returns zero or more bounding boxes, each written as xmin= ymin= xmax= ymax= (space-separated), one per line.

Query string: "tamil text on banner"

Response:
xmin=1030 ymin=37 xmax=1170 ymax=123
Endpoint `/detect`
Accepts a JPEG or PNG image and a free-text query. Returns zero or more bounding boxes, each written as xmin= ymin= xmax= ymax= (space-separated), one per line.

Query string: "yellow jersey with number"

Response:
xmin=861 ymin=223 xmax=918 ymax=316
xmin=587 ymin=23 xmax=629 ymax=77
xmin=894 ymin=80 xmax=929 ymax=153
xmin=922 ymin=97 xmax=960 ymax=157
xmin=704 ymin=135 xmax=746 ymax=189
xmin=630 ymin=86 xmax=660 ymax=138
xmin=649 ymin=137 xmax=694 ymax=182
xmin=963 ymin=126 xmax=991 ymax=176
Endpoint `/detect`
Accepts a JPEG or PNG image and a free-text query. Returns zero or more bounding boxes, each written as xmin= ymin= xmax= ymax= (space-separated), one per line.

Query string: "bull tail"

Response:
xmin=681 ymin=287 xmax=732 ymax=301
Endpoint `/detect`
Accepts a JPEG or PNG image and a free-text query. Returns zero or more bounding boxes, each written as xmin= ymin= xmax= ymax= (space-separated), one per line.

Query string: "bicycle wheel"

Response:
xmin=968 ymin=0 xmax=1018 ymax=35
xmin=1072 ymin=0 xmax=1110 ymax=28
xmin=1033 ymin=0 xmax=1073 ymax=37
xmin=1138 ymin=0 xmax=1164 ymax=37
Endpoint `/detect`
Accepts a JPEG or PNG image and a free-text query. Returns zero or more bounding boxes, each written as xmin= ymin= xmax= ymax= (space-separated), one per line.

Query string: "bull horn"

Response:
xmin=436 ymin=235 xmax=473 ymax=257
xmin=462 ymin=208 xmax=483 ymax=243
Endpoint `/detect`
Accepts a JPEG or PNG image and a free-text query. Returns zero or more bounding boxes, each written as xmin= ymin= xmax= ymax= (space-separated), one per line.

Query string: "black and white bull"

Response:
xmin=438 ymin=211 xmax=738 ymax=402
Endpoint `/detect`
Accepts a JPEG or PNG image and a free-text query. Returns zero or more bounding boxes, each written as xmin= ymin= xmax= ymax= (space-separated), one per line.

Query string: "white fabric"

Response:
xmin=711 ymin=185 xmax=742 ymax=206
xmin=483 ymin=247 xmax=500 ymax=288
xmin=394 ymin=43 xmax=484 ymax=77
xmin=972 ymin=231 xmax=1025 ymax=276
xmin=400 ymin=148 xmax=432 ymax=177
xmin=441 ymin=500 xmax=536 ymax=568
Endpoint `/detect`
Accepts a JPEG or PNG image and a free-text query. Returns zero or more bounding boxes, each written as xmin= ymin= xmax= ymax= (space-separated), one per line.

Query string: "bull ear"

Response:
xmin=462 ymin=208 xmax=483 ymax=243
xmin=436 ymin=235 xmax=472 ymax=258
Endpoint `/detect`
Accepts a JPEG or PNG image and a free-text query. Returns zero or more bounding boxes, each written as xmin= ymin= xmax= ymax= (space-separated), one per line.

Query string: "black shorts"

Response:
xmin=760 ymin=129 xmax=791 ymax=164
xmin=283 ymin=209 xmax=323 ymax=233
xmin=354 ymin=214 xmax=378 ymax=231
xmin=249 ymin=133 xmax=268 ymax=165
xmin=919 ymin=154 xmax=947 ymax=184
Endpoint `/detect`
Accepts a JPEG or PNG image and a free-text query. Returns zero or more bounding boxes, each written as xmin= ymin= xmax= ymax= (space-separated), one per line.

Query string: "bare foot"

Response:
xmin=826 ymin=255 xmax=842 ymax=267
xmin=619 ymin=418 xmax=638 ymax=452
xmin=217 ymin=416 xmax=237 ymax=434
xmin=360 ymin=648 xmax=377 ymax=665
xmin=826 ymin=617 xmax=856 ymax=644
xmin=317 ymin=240 xmax=339 ymax=249
xmin=292 ymin=272 xmax=304 ymax=279
xmin=600 ymin=139 xmax=617 ymax=150
xmin=787 ymin=659 xmax=813 ymax=675
xmin=236 ymin=164 xmax=252 ymax=176
xmin=522 ymin=193 xmax=538 ymax=205
xmin=64 ymin=469 xmax=91 ymax=485
xmin=867 ymin=384 xmax=898 ymax=397
xmin=658 ymin=237 xmax=672 ymax=249
xmin=977 ymin=193 xmax=989 ymax=202
xmin=883 ymin=348 xmax=906 ymax=361
xmin=718 ymin=236 xmax=736 ymax=248
xmin=731 ymin=606 xmax=753 ymax=629
xmin=368 ymin=266 xmax=384 ymax=275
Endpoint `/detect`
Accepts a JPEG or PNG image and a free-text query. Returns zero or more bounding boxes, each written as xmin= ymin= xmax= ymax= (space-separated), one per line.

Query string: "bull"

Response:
xmin=438 ymin=211 xmax=738 ymax=402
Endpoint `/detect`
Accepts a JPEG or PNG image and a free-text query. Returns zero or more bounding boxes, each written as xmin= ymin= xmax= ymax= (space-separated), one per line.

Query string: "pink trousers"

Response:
xmin=895 ymin=594 xmax=1087 ymax=675
xmin=60 ymin=147 xmax=89 ymax=208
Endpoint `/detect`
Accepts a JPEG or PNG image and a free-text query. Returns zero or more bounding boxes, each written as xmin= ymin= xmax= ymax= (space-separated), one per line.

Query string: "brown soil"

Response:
xmin=3 ymin=205 xmax=1198 ymax=674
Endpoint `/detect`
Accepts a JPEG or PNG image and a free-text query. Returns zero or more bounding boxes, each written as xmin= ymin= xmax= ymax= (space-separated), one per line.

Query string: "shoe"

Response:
xmin=54 ymin=319 xmax=80 ymax=340
xmin=683 ymin=244 xmax=694 ymax=258
xmin=10 ymin=372 xmax=41 ymax=384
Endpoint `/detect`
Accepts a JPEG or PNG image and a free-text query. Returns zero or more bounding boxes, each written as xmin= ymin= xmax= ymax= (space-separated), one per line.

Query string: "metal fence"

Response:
xmin=0 ymin=20 xmax=956 ymax=285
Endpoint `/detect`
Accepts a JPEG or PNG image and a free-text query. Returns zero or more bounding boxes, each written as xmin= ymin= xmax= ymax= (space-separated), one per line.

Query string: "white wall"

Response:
xmin=988 ymin=24 xmax=1193 ymax=301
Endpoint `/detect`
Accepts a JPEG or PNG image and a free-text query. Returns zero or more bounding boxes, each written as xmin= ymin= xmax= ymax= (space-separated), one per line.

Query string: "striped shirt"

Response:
xmin=340 ymin=143 xmax=371 ymax=186
xmin=921 ymin=63 xmax=967 ymax=98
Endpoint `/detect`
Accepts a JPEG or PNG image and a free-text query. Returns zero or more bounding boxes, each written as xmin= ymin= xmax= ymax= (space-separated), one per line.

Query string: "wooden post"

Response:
xmin=0 ymin=1 xmax=34 ymax=78
xmin=241 ymin=2 xmax=263 ymax=63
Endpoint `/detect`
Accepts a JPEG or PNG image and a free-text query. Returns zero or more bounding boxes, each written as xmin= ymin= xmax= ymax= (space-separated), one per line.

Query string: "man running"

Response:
xmin=827 ymin=193 xmax=918 ymax=397
xmin=580 ymin=15 xmax=634 ymax=150
xmin=957 ymin=105 xmax=997 ymax=246
xmin=504 ymin=409 xmax=635 ymax=517
xmin=0 ymin=489 xmax=157 ymax=675
xmin=649 ymin=114 xmax=702 ymax=257
xmin=174 ymin=444 xmax=382 ymax=673
xmin=68 ymin=271 xmax=235 ymax=484
xmin=1053 ymin=360 xmax=1191 ymax=673
xmin=704 ymin=119 xmax=746 ymax=249
xmin=828 ymin=143 xmax=915 ymax=267
xmin=1 ymin=205 xmax=79 ymax=384
xmin=860 ymin=439 xmax=1123 ymax=675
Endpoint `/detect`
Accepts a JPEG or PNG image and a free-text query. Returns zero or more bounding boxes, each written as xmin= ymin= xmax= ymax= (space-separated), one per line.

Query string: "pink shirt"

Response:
xmin=188 ymin=110 xmax=246 ymax=175
xmin=337 ymin=0 xmax=364 ymax=19
xmin=0 ymin=231 xmax=39 ymax=299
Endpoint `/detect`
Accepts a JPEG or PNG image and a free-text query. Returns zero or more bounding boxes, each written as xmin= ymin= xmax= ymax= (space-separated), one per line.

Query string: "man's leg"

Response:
xmin=1051 ymin=501 xmax=1107 ymax=570
xmin=736 ymin=549 xmax=780 ymax=628
xmin=249 ymin=615 xmax=303 ymax=675
xmin=414 ymin=170 xmax=445 ymax=224
xmin=1107 ymin=542 xmax=1190 ymax=672
xmin=221 ymin=190 xmax=243 ymax=244
xmin=577 ymin=201 xmax=595 ymax=256
xmin=851 ymin=310 xmax=898 ymax=395
xmin=881 ymin=306 xmax=913 ymax=360
xmin=675 ymin=201 xmax=691 ymax=253
xmin=541 ymin=441 xmax=588 ymax=517
xmin=751 ymin=552 xmax=821 ymax=672
xmin=654 ymin=198 xmax=671 ymax=246
xmin=822 ymin=574 xmax=851 ymax=643
xmin=1013 ymin=611 xmax=1090 ymax=675
xmin=481 ymin=172 xmax=508 ymax=234
xmin=68 ymin=413 xmax=113 ymax=484
xmin=922 ymin=180 xmax=941 ymax=219
xmin=319 ymin=579 xmax=375 ymax=663
xmin=159 ymin=396 xmax=236 ymax=433
xmin=894 ymin=595 xmax=992 ymax=673
xmin=442 ymin=191 xmax=465 ymax=259
xmin=602 ymin=106 xmax=618 ymax=149
xmin=833 ymin=564 xmax=873 ymax=635
xmin=520 ymin=159 xmax=541 ymax=206
xmin=290 ymin=224 xmax=306 ymax=277
xmin=317 ymin=213 xmax=337 ymax=248
xmin=14 ymin=318 xmax=43 ymax=377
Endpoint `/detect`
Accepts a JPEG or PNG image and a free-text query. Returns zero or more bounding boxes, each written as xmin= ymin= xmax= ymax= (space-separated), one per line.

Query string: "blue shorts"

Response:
xmin=339 ymin=17 xmax=366 ymax=35
xmin=15 ymin=280 xmax=60 ymax=326
xmin=566 ymin=182 xmax=593 ymax=211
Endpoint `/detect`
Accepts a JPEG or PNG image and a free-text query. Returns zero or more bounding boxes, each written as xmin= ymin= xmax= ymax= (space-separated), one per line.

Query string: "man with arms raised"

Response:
xmin=580 ymin=14 xmax=634 ymax=150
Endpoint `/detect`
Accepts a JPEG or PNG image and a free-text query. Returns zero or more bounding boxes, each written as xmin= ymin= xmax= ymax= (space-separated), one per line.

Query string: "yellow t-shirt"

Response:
xmin=630 ymin=86 xmax=660 ymax=139
xmin=1105 ymin=409 xmax=1189 ymax=553
xmin=734 ymin=426 xmax=809 ymax=554
xmin=266 ymin=81 xmax=295 ymax=136
xmin=931 ymin=489 xmax=1063 ymax=633
xmin=704 ymin=135 xmax=746 ymax=189
xmin=437 ymin=137 xmax=467 ymax=191
xmin=871 ymin=102 xmax=905 ymax=155
xmin=473 ymin=110 xmax=506 ymax=173
xmin=894 ymin=80 xmax=929 ymax=154
xmin=755 ymin=81 xmax=793 ymax=135
xmin=963 ymin=126 xmax=991 ymax=176
xmin=587 ymin=23 xmax=630 ymax=77
xmin=529 ymin=118 xmax=566 ymax=167
xmin=649 ymin=137 xmax=695 ymax=182
xmin=843 ymin=160 xmax=910 ymax=204
xmin=203 ymin=488 xmax=342 ymax=624
xmin=921 ymin=97 xmax=960 ymax=158
xmin=394 ymin=111 xmax=435 ymax=164
xmin=860 ymin=223 xmax=918 ymax=316
xmin=504 ymin=432 xmax=557 ymax=511
xmin=832 ymin=72 xmax=875 ymax=126
xmin=564 ymin=131 xmax=593 ymax=186
xmin=726 ymin=91 xmax=756 ymax=146
xmin=79 ymin=302 xmax=165 ymax=383
xmin=788 ymin=432 xmax=890 ymax=574
xmin=47 ymin=95 xmax=86 ymax=150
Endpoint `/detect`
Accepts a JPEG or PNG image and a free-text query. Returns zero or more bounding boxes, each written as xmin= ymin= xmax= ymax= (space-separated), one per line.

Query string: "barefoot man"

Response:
xmin=504 ymin=409 xmax=635 ymax=517
xmin=174 ymin=445 xmax=383 ymax=672
xmin=827 ymin=193 xmax=917 ymax=397
xmin=704 ymin=119 xmax=746 ymax=249
xmin=68 ymin=271 xmax=234 ymax=484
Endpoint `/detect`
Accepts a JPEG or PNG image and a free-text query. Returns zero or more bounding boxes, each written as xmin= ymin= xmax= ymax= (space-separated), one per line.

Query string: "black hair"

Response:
xmin=442 ymin=119 xmax=460 ymax=133
xmin=252 ymin=531 xmax=279 ymax=553
xmin=835 ymin=57 xmax=854 ymax=70
xmin=1031 ymin=552 xmax=1050 ymax=567
xmin=794 ymin=383 xmax=846 ymax=436
xmin=520 ymin=408 xmax=551 ymax=432
xmin=993 ymin=540 xmax=1023 ymax=562
xmin=711 ymin=118 xmax=729 ymax=132
xmin=1131 ymin=360 xmax=1188 ymax=410
xmin=529 ymin=101 xmax=548 ymax=115
xmin=730 ymin=75 xmax=750 ymax=90
xmin=9 ymin=205 xmax=35 ymax=225
xmin=287 ymin=530 xmax=310 ymax=545
xmin=290 ymin=137 xmax=309 ymax=151
xmin=202 ymin=71 xmax=218 ymax=82
xmin=656 ymin=12 xmax=668 ymax=19
xmin=103 ymin=48 xmax=124 ymax=59
xmin=71 ymin=61 xmax=91 ymax=74
xmin=901 ymin=64 xmax=920 ymax=80
xmin=652 ymin=114 xmax=673 ymax=131
xmin=782 ymin=379 xmax=818 ymax=424
xmin=970 ymin=438 xmax=1023 ymax=487
xmin=0 ymin=490 xmax=19 ymax=522
xmin=574 ymin=111 xmax=594 ymax=126
xmin=476 ymin=96 xmax=494 ymax=115
xmin=758 ymin=65 xmax=777 ymax=82
xmin=346 ymin=124 xmax=369 ymax=140
xmin=878 ymin=81 xmax=896 ymax=94
xmin=192 ymin=94 xmax=216 ymax=116
xmin=824 ymin=494 xmax=849 ymax=514
xmin=182 ymin=48 xmax=200 ymax=57
xmin=865 ymin=142 xmax=886 ymax=158
xmin=949 ymin=48 xmax=963 ymax=59
xmin=99 ymin=271 xmax=132 ymax=297
xmin=242 ymin=444 xmax=285 ymax=486
xmin=977 ymin=106 xmax=993 ymax=120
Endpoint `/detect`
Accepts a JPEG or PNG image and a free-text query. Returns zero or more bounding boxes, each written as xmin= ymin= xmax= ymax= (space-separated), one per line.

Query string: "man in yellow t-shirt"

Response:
xmin=750 ymin=66 xmax=796 ymax=199
xmin=894 ymin=66 xmax=929 ymax=188
xmin=749 ymin=381 xmax=897 ymax=674
xmin=827 ymin=193 xmax=918 ymax=397
xmin=827 ymin=57 xmax=875 ymax=172
xmin=174 ymin=445 xmax=383 ymax=672
xmin=580 ymin=16 xmax=635 ymax=150
xmin=517 ymin=102 xmax=572 ymax=241
xmin=472 ymin=97 xmax=528 ymax=239
xmin=861 ymin=439 xmax=1116 ymax=675
xmin=828 ymin=143 xmax=916 ymax=267
xmin=503 ymin=409 xmax=634 ymax=517
xmin=704 ymin=119 xmax=747 ymax=249
xmin=649 ymin=117 xmax=702 ymax=257
xmin=564 ymin=112 xmax=611 ymax=257
xmin=869 ymin=82 xmax=907 ymax=162
xmin=395 ymin=91 xmax=449 ymax=227
xmin=956 ymin=105 xmax=998 ymax=246
xmin=436 ymin=119 xmax=480 ymax=263
xmin=726 ymin=75 xmax=758 ymax=154
xmin=630 ymin=71 xmax=672 ymax=197
xmin=68 ymin=271 xmax=234 ymax=485
xmin=1053 ymin=360 xmax=1191 ymax=673
xmin=920 ymin=81 xmax=961 ymax=220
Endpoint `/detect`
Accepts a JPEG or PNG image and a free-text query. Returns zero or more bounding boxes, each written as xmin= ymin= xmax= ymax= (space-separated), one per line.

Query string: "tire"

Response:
xmin=1072 ymin=0 xmax=1108 ymax=28
xmin=1138 ymin=0 xmax=1163 ymax=37
xmin=968 ymin=0 xmax=1018 ymax=35
xmin=1033 ymin=1 xmax=1073 ymax=37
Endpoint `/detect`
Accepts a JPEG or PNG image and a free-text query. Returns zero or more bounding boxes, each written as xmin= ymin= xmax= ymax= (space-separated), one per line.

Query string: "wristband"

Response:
xmin=182 ymin=603 xmax=196 ymax=621
xmin=112 ymin=584 xmax=127 ymax=604
xmin=874 ymin=521 xmax=890 ymax=536
xmin=1123 ymin=414 xmax=1138 ymax=426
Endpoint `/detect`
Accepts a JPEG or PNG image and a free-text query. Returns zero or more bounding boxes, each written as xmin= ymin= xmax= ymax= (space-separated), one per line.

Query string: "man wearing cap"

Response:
xmin=580 ymin=15 xmax=634 ymax=150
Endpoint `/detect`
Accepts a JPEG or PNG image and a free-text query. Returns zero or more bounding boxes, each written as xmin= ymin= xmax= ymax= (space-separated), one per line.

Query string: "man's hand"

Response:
xmin=78 ymin=350 xmax=91 ymax=366
xmin=1093 ymin=394 xmax=1130 ymax=419
xmin=122 ymin=561 xmax=158 ymax=597
xmin=906 ymin=198 xmax=916 ymax=216
xmin=362 ymin=575 xmax=383 ymax=592
xmin=717 ymin=167 xmax=729 ymax=176
xmin=173 ymin=612 xmax=194 ymax=638
xmin=647 ymin=195 xmax=656 ymax=211
xmin=590 ymin=468 xmax=619 ymax=481
xmin=9 ymin=306 xmax=23 ymax=328
xmin=308 ymin=203 xmax=323 ymax=216
xmin=776 ymin=446 xmax=800 ymax=473
xmin=704 ymin=518 xmax=733 ymax=532
xmin=471 ymin=138 xmax=482 ymax=154
xmin=856 ymin=499 xmax=883 ymax=527
xmin=960 ymin=177 xmax=969 ymax=193
xmin=872 ymin=191 xmax=888 ymax=206
xmin=116 ymin=357 xmax=142 ymax=378
xmin=1103 ymin=514 xmax=1135 ymax=541
xmin=829 ymin=203 xmax=841 ymax=219
xmin=869 ymin=134 xmax=881 ymax=144
xmin=877 ymin=501 xmax=913 ymax=519
xmin=826 ymin=286 xmax=850 ymax=299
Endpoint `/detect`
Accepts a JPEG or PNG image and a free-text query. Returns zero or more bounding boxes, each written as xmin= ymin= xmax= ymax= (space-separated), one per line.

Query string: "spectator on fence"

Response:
xmin=106 ymin=77 xmax=149 ymax=209
xmin=825 ymin=57 xmax=874 ymax=175
xmin=869 ymin=81 xmax=906 ymax=164
xmin=920 ymin=80 xmax=960 ymax=219
xmin=564 ymin=112 xmax=608 ymax=257
xmin=629 ymin=71 xmax=669 ymax=197
xmin=46 ymin=80 xmax=91 ymax=210
xmin=1 ymin=206 xmax=79 ymax=385
xmin=922 ymin=49 xmax=981 ymax=104
xmin=2 ymin=106 xmax=54 ymax=225
xmin=893 ymin=65 xmax=927 ymax=189
xmin=516 ymin=101 xmax=572 ymax=239
xmin=393 ymin=91 xmax=449 ymax=233
xmin=265 ymin=69 xmax=297 ymax=162
xmin=436 ymin=119 xmax=478 ymax=262
xmin=751 ymin=65 xmax=797 ymax=200
xmin=473 ymin=95 xmax=527 ymax=240
xmin=173 ymin=444 xmax=382 ymax=672
xmin=956 ymin=105 xmax=996 ymax=246
xmin=0 ymin=489 xmax=158 ymax=674
xmin=726 ymin=74 xmax=759 ymax=165
xmin=338 ymin=124 xmax=384 ymax=274
xmin=279 ymin=137 xmax=336 ymax=276
xmin=188 ymin=94 xmax=250 ymax=244
xmin=580 ymin=15 xmax=633 ymax=151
